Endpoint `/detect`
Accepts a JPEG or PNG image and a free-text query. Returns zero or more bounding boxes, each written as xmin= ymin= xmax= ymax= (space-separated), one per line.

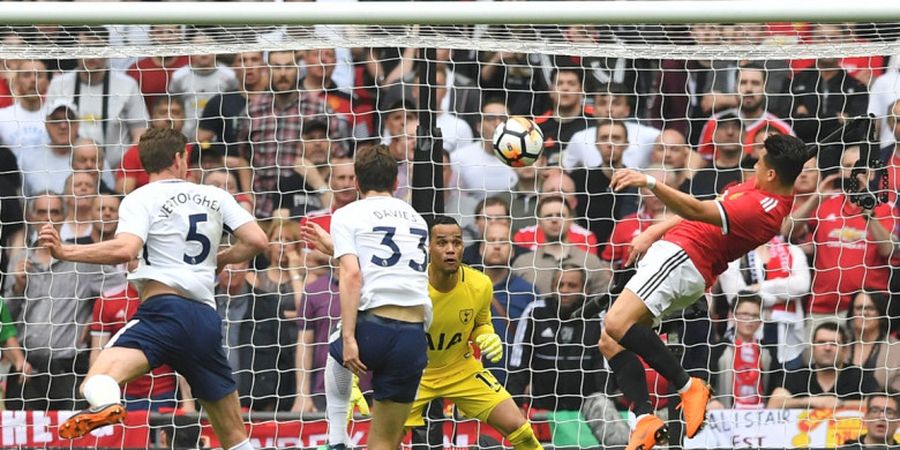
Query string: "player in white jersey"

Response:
xmin=39 ymin=128 xmax=267 ymax=450
xmin=322 ymin=144 xmax=431 ymax=450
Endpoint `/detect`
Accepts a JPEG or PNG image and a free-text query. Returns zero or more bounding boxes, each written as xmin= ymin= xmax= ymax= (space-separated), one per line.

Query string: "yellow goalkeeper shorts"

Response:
xmin=405 ymin=366 xmax=512 ymax=427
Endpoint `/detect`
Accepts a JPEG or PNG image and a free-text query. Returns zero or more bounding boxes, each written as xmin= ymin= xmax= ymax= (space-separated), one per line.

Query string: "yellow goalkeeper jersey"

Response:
xmin=424 ymin=265 xmax=495 ymax=378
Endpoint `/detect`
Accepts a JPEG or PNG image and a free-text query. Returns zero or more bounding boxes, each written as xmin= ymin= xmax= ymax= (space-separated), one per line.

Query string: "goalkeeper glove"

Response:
xmin=347 ymin=374 xmax=370 ymax=422
xmin=475 ymin=333 xmax=503 ymax=363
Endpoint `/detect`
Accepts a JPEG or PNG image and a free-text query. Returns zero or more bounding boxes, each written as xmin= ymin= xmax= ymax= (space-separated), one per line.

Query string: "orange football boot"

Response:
xmin=626 ymin=414 xmax=669 ymax=450
xmin=58 ymin=403 xmax=126 ymax=439
xmin=678 ymin=377 xmax=713 ymax=438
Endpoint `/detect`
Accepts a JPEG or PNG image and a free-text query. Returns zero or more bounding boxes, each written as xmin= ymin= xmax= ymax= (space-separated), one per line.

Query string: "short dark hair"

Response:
xmin=552 ymin=262 xmax=587 ymax=291
xmin=734 ymin=291 xmax=763 ymax=312
xmin=595 ymin=118 xmax=629 ymax=136
xmin=475 ymin=196 xmax=510 ymax=217
xmin=354 ymin=144 xmax=397 ymax=194
xmin=70 ymin=26 xmax=109 ymax=44
xmin=537 ymin=194 xmax=569 ymax=216
xmin=429 ymin=215 xmax=461 ymax=234
xmin=551 ymin=66 xmax=585 ymax=86
xmin=139 ymin=128 xmax=188 ymax=174
xmin=481 ymin=95 xmax=507 ymax=113
xmin=739 ymin=61 xmax=768 ymax=81
xmin=813 ymin=321 xmax=845 ymax=344
xmin=763 ymin=134 xmax=808 ymax=187
xmin=865 ymin=392 xmax=900 ymax=411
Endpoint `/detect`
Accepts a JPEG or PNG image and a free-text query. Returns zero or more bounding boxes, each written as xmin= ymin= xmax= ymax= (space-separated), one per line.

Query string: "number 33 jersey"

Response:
xmin=117 ymin=179 xmax=255 ymax=308
xmin=331 ymin=196 xmax=431 ymax=316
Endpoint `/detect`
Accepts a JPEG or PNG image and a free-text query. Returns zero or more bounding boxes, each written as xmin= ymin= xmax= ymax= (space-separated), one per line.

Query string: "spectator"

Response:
xmin=388 ymin=118 xmax=418 ymax=201
xmin=5 ymin=193 xmax=63 ymax=278
xmin=239 ymin=50 xmax=348 ymax=218
xmin=480 ymin=221 xmax=537 ymax=383
xmin=215 ymin=260 xmax=251 ymax=375
xmin=718 ymin=236 xmax=811 ymax=369
xmin=650 ymin=129 xmax=698 ymax=190
xmin=270 ymin=120 xmax=333 ymax=220
xmin=687 ymin=112 xmax=745 ymax=200
xmin=787 ymin=146 xmax=895 ymax=325
xmin=60 ymin=171 xmax=98 ymax=242
xmin=844 ymin=291 xmax=900 ymax=392
xmin=788 ymin=24 xmax=869 ymax=170
xmin=511 ymin=198 xmax=608 ymax=296
xmin=540 ymin=171 xmax=578 ymax=213
xmin=710 ymin=294 xmax=778 ymax=409
xmin=508 ymin=264 xmax=604 ymax=411
xmin=0 ymin=59 xmax=49 ymax=156
xmin=4 ymin=193 xmax=124 ymax=411
xmin=72 ymin=138 xmax=116 ymax=195
xmin=198 ymin=50 xmax=268 ymax=193
xmin=299 ymin=49 xmax=358 ymax=139
xmin=301 ymin=157 xmax=357 ymax=233
xmin=506 ymin=153 xmax=548 ymax=234
xmin=536 ymin=66 xmax=593 ymax=161
xmin=440 ymin=150 xmax=479 ymax=241
xmin=0 ymin=297 xmax=30 ymax=387
xmin=202 ymin=169 xmax=254 ymax=213
xmin=696 ymin=63 xmax=794 ymax=161
xmin=46 ymin=26 xmax=148 ymax=170
xmin=513 ymin=194 xmax=598 ymax=255
xmin=117 ymin=97 xmax=188 ymax=193
xmin=480 ymin=51 xmax=549 ymax=116
xmin=599 ymin=167 xmax=672 ymax=270
xmin=168 ymin=31 xmax=237 ymax=141
xmin=769 ymin=322 xmax=879 ymax=410
xmin=881 ymin=99 xmax=900 ymax=193
xmin=450 ymin=98 xmax=517 ymax=199
xmin=239 ymin=220 xmax=301 ymax=411
xmin=461 ymin=196 xmax=527 ymax=266
xmin=432 ymin=66 xmax=473 ymax=153
xmin=126 ymin=25 xmax=189 ymax=111
xmin=840 ymin=393 xmax=900 ymax=449
xmin=570 ymin=118 xmax=640 ymax=246
xmin=567 ymin=82 xmax=661 ymax=169
xmin=18 ymin=100 xmax=78 ymax=198
xmin=869 ymin=68 xmax=900 ymax=150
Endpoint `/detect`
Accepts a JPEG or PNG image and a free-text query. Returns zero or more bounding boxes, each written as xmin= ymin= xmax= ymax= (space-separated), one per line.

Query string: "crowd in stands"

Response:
xmin=0 ymin=22 xmax=899 ymax=446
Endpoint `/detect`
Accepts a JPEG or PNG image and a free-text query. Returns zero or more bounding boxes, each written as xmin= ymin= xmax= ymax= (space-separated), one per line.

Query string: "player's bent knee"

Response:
xmin=507 ymin=422 xmax=543 ymax=450
xmin=597 ymin=330 xmax=622 ymax=358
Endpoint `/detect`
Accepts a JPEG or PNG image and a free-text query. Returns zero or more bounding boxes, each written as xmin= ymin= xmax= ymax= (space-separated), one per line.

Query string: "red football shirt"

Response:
xmin=600 ymin=210 xmax=654 ymax=269
xmin=664 ymin=179 xmax=794 ymax=286
xmin=807 ymin=195 xmax=893 ymax=314
xmin=513 ymin=223 xmax=599 ymax=255
xmin=127 ymin=56 xmax=190 ymax=110
xmin=91 ymin=284 xmax=177 ymax=398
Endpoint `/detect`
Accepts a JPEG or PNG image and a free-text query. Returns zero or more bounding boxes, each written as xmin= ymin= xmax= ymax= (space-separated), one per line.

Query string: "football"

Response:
xmin=492 ymin=116 xmax=544 ymax=167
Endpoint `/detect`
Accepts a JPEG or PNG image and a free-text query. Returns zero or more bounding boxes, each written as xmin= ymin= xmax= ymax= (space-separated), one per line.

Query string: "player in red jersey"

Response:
xmin=601 ymin=134 xmax=809 ymax=450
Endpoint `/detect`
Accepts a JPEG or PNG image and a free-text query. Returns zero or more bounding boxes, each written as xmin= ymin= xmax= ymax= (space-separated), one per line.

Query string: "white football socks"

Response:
xmin=325 ymin=355 xmax=353 ymax=446
xmin=227 ymin=438 xmax=254 ymax=450
xmin=82 ymin=374 xmax=122 ymax=408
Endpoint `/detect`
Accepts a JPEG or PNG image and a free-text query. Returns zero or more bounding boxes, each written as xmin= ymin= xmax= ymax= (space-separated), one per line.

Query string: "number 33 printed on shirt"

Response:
xmin=371 ymin=226 xmax=427 ymax=272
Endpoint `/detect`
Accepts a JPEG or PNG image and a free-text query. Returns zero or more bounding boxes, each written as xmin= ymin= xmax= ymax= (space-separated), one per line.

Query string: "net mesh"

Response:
xmin=0 ymin=19 xmax=896 ymax=449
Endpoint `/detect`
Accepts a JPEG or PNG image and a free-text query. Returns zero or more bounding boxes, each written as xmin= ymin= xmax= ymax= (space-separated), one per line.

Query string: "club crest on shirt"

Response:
xmin=459 ymin=309 xmax=473 ymax=324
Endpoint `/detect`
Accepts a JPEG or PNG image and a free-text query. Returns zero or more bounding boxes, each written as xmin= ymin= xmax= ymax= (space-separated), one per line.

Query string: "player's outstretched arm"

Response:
xmin=39 ymin=224 xmax=143 ymax=265
xmin=610 ymin=169 xmax=723 ymax=227
xmin=217 ymin=221 xmax=268 ymax=266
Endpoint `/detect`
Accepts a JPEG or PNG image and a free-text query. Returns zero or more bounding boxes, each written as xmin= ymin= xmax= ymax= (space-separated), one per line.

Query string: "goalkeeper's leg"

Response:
xmin=325 ymin=355 xmax=353 ymax=448
xmin=486 ymin=399 xmax=542 ymax=450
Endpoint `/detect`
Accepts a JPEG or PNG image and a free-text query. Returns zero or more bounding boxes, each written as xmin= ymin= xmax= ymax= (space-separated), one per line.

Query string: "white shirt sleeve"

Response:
xmin=115 ymin=193 xmax=150 ymax=242
xmin=330 ymin=209 xmax=357 ymax=258
xmin=121 ymin=77 xmax=149 ymax=128
xmin=219 ymin=190 xmax=255 ymax=233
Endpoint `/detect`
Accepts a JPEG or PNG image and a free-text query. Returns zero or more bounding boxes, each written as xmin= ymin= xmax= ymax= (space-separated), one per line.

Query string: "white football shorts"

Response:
xmin=624 ymin=240 xmax=706 ymax=318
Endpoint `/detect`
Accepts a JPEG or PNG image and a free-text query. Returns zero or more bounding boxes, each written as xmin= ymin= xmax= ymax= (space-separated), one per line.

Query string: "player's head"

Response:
xmin=138 ymin=127 xmax=190 ymax=179
xmin=755 ymin=133 xmax=808 ymax=190
xmin=551 ymin=263 xmax=587 ymax=314
xmin=429 ymin=215 xmax=463 ymax=275
xmin=354 ymin=144 xmax=398 ymax=196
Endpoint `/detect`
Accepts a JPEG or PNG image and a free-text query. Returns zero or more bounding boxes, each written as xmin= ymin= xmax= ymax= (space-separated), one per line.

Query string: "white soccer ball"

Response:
xmin=492 ymin=116 xmax=544 ymax=167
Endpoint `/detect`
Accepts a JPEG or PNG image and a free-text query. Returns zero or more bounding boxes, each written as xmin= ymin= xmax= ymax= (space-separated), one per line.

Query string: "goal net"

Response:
xmin=0 ymin=6 xmax=898 ymax=449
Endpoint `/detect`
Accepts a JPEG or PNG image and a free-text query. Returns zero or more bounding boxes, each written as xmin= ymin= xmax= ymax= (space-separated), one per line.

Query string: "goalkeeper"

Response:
xmin=302 ymin=216 xmax=542 ymax=450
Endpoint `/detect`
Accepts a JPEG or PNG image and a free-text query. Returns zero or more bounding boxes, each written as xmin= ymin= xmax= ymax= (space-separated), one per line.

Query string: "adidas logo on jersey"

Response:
xmin=760 ymin=197 xmax=778 ymax=213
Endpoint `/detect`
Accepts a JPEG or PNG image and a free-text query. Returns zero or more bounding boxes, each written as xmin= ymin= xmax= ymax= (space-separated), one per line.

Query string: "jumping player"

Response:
xmin=601 ymin=134 xmax=808 ymax=450
xmin=303 ymin=216 xmax=543 ymax=450
xmin=39 ymin=128 xmax=267 ymax=450
xmin=324 ymin=144 xmax=431 ymax=450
